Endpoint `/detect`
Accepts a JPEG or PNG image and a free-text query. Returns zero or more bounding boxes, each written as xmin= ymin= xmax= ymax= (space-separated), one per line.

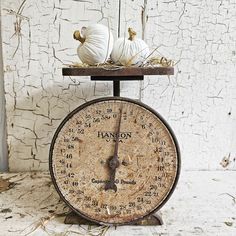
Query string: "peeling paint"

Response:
xmin=120 ymin=0 xmax=236 ymax=171
xmin=1 ymin=0 xmax=120 ymax=171
xmin=1 ymin=0 xmax=236 ymax=171
xmin=0 ymin=171 xmax=236 ymax=235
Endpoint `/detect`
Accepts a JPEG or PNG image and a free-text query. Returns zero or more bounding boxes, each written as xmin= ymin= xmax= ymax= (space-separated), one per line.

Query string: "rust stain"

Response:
xmin=220 ymin=153 xmax=231 ymax=168
xmin=0 ymin=177 xmax=14 ymax=193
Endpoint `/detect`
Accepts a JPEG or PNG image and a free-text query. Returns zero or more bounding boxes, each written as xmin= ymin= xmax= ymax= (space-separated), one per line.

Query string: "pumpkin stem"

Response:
xmin=73 ymin=30 xmax=86 ymax=43
xmin=128 ymin=28 xmax=137 ymax=41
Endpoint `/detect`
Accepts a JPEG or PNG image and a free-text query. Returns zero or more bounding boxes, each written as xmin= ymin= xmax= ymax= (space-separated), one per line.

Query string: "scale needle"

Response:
xmin=105 ymin=107 xmax=122 ymax=192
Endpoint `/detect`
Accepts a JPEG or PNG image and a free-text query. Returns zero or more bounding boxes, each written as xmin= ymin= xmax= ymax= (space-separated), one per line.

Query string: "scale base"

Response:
xmin=64 ymin=211 xmax=163 ymax=226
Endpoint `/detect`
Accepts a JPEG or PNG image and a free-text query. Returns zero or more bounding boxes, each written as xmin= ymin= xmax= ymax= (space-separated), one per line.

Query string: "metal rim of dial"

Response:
xmin=49 ymin=96 xmax=181 ymax=226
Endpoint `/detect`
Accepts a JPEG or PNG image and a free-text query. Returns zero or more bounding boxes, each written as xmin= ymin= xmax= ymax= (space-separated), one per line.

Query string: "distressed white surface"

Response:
xmin=120 ymin=0 xmax=236 ymax=170
xmin=1 ymin=0 xmax=120 ymax=171
xmin=1 ymin=0 xmax=236 ymax=171
xmin=0 ymin=171 xmax=236 ymax=235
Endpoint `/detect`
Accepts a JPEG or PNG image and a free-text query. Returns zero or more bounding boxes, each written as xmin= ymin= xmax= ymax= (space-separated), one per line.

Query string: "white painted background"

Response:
xmin=1 ymin=0 xmax=236 ymax=171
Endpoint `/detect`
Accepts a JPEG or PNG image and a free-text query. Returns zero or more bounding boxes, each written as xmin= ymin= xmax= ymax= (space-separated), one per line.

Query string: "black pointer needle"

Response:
xmin=105 ymin=107 xmax=122 ymax=192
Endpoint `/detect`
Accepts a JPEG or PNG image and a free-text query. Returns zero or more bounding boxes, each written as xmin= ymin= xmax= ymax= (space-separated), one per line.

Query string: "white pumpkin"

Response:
xmin=74 ymin=24 xmax=114 ymax=65
xmin=111 ymin=28 xmax=150 ymax=66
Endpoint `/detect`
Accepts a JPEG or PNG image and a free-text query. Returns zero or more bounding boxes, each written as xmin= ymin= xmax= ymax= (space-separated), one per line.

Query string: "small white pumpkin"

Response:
xmin=111 ymin=28 xmax=150 ymax=66
xmin=73 ymin=24 xmax=114 ymax=65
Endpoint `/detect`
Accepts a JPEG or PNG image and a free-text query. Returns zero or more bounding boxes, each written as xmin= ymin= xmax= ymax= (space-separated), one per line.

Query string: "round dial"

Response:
xmin=49 ymin=97 xmax=180 ymax=225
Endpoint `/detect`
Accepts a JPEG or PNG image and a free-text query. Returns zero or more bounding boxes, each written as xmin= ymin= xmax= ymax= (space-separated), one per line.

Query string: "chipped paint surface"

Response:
xmin=1 ymin=0 xmax=236 ymax=171
xmin=1 ymin=0 xmax=120 ymax=171
xmin=120 ymin=0 xmax=236 ymax=170
xmin=0 ymin=171 xmax=236 ymax=235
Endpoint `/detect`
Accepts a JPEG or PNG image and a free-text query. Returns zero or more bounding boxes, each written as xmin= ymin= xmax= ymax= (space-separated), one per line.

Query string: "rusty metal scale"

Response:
xmin=49 ymin=67 xmax=181 ymax=226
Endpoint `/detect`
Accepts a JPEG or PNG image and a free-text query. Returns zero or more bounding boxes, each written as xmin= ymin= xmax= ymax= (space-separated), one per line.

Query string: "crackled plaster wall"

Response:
xmin=1 ymin=0 xmax=236 ymax=171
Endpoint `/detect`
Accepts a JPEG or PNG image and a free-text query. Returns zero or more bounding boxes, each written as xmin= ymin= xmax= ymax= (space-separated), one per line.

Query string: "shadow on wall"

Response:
xmin=0 ymin=10 xmax=8 ymax=172
xmin=7 ymin=78 xmax=112 ymax=171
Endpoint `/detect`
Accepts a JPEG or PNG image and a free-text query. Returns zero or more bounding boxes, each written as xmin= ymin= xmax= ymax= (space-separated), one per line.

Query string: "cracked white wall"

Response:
xmin=119 ymin=0 xmax=236 ymax=170
xmin=1 ymin=0 xmax=121 ymax=171
xmin=1 ymin=0 xmax=236 ymax=171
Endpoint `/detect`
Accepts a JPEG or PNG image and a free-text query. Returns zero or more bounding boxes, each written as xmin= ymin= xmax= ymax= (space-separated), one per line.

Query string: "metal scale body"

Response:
xmin=49 ymin=67 xmax=181 ymax=226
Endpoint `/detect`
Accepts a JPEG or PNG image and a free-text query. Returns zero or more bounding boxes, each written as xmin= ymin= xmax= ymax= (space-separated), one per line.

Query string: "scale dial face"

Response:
xmin=49 ymin=97 xmax=180 ymax=225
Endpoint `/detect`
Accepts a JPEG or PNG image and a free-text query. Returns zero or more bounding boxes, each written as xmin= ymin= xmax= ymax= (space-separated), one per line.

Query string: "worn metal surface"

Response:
xmin=91 ymin=76 xmax=144 ymax=81
xmin=113 ymin=81 xmax=120 ymax=97
xmin=64 ymin=211 xmax=99 ymax=225
xmin=62 ymin=67 xmax=174 ymax=76
xmin=64 ymin=211 xmax=163 ymax=226
xmin=49 ymin=97 xmax=180 ymax=225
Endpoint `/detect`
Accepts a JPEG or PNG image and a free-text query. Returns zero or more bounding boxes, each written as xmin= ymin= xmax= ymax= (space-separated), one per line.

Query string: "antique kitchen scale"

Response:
xmin=49 ymin=67 xmax=181 ymax=226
